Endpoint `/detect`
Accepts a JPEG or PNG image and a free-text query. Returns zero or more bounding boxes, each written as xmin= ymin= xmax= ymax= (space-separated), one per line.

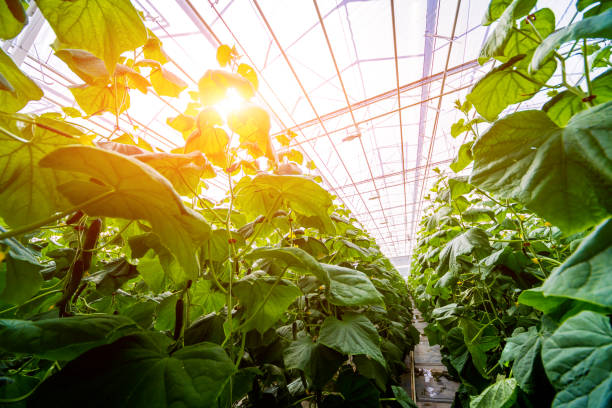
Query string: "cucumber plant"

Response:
xmin=0 ymin=1 xmax=419 ymax=407
xmin=411 ymin=0 xmax=611 ymax=406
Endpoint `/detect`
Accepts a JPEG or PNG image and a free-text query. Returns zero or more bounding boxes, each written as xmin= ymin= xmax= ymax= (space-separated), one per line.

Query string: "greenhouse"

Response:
xmin=0 ymin=0 xmax=610 ymax=406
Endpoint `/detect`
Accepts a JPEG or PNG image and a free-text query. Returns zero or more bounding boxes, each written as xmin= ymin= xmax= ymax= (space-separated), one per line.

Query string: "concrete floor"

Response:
xmin=401 ymin=311 xmax=460 ymax=408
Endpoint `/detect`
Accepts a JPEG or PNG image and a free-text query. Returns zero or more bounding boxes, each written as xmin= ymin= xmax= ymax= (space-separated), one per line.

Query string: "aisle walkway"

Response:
xmin=402 ymin=310 xmax=459 ymax=407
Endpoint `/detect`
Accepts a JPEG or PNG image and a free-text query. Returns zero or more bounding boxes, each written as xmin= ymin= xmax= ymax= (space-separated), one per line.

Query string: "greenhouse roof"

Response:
xmin=5 ymin=0 xmax=579 ymax=268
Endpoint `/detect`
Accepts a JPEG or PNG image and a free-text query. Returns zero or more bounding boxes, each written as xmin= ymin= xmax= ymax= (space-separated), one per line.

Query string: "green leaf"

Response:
xmin=216 ymin=45 xmax=233 ymax=67
xmin=577 ymin=0 xmax=612 ymax=17
xmin=237 ymin=63 xmax=258 ymax=91
xmin=36 ymin=0 xmax=147 ymax=73
xmin=501 ymin=8 xmax=556 ymax=61
xmin=590 ymin=44 xmax=611 ymax=67
xmin=437 ymin=228 xmax=491 ymax=274
xmin=29 ymin=334 xmax=236 ymax=408
xmin=39 ymin=145 xmax=211 ymax=281
xmin=470 ymin=103 xmax=612 ymax=234
xmin=500 ymin=326 xmax=542 ymax=393
xmin=244 ymin=246 xmax=329 ymax=283
xmin=52 ymin=45 xmax=109 ymax=85
xmin=541 ymin=218 xmax=612 ymax=309
xmin=185 ymin=108 xmax=228 ymax=168
xmin=190 ymin=279 xmax=225 ymax=315
xmin=150 ymin=68 xmax=187 ymax=97
xmin=322 ymin=263 xmax=385 ymax=307
xmin=451 ymin=118 xmax=467 ymax=137
xmin=0 ymin=315 xmax=138 ymax=360
xmin=482 ymin=0 xmax=535 ymax=26
xmin=467 ymin=54 xmax=556 ymax=121
xmin=136 ymin=250 xmax=166 ymax=292
xmin=542 ymin=311 xmax=612 ymax=408
xmin=228 ymin=102 xmax=272 ymax=160
xmin=283 ymin=332 xmax=344 ymax=389
xmin=333 ymin=370 xmax=381 ymax=407
xmin=318 ymin=313 xmax=385 ymax=367
xmin=462 ymin=207 xmax=496 ymax=223
xmin=135 ymin=151 xmax=215 ymax=196
xmin=233 ymin=271 xmax=301 ymax=334
xmin=479 ymin=0 xmax=537 ymax=63
xmin=518 ymin=287 xmax=567 ymax=314
xmin=469 ymin=378 xmax=517 ymax=408
xmin=143 ymin=32 xmax=169 ymax=64
xmin=216 ymin=367 xmax=261 ymax=408
xmin=0 ymin=48 xmax=43 ymax=112
xmin=392 ymin=385 xmax=418 ymax=408
xmin=543 ymin=69 xmax=612 ymax=126
xmin=450 ymin=141 xmax=474 ymax=172
xmin=0 ymin=0 xmax=27 ymax=40
xmin=70 ymin=83 xmax=130 ymax=115
xmin=0 ymin=117 xmax=76 ymax=228
xmin=234 ymin=174 xmax=335 ymax=233
xmin=86 ymin=258 xmax=138 ymax=295
xmin=531 ymin=8 xmax=612 ymax=72
xmin=0 ymin=231 xmax=44 ymax=305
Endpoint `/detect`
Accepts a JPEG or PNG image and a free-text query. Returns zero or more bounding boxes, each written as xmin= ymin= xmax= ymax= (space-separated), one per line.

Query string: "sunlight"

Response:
xmin=214 ymin=88 xmax=245 ymax=119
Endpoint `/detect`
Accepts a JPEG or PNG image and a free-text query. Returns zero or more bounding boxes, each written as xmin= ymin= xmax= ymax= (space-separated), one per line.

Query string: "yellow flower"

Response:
xmin=0 ymin=251 xmax=5 ymax=263
xmin=531 ymin=258 xmax=539 ymax=264
xmin=318 ymin=285 xmax=325 ymax=291
xmin=544 ymin=222 xmax=552 ymax=227
xmin=519 ymin=215 xmax=526 ymax=221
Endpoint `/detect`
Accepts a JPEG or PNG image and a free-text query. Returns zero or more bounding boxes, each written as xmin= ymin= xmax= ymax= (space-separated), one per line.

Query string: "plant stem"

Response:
xmin=582 ymin=39 xmax=594 ymax=104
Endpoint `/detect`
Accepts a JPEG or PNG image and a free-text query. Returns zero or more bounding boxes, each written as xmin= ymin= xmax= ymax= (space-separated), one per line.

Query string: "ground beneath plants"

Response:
xmin=402 ymin=310 xmax=459 ymax=407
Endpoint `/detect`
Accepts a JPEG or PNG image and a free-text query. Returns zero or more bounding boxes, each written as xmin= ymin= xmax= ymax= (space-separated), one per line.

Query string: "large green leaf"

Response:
xmin=322 ymin=263 xmax=385 ymax=307
xmin=470 ymin=103 xmax=612 ymax=234
xmin=541 ymin=218 xmax=611 ymax=309
xmin=500 ymin=8 xmax=556 ymax=61
xmin=36 ymin=0 xmax=147 ymax=73
xmin=135 ymin=151 xmax=214 ymax=196
xmin=318 ymin=313 xmax=385 ymax=367
xmin=531 ymin=8 xmax=612 ymax=72
xmin=470 ymin=378 xmax=517 ymax=408
xmin=479 ymin=0 xmax=537 ymax=63
xmin=233 ymin=271 xmax=301 ymax=334
xmin=0 ymin=315 xmax=138 ymax=360
xmin=69 ymin=83 xmax=130 ymax=115
xmin=542 ymin=311 xmax=612 ymax=408
xmin=228 ymin=103 xmax=273 ymax=160
xmin=482 ymin=0 xmax=535 ymax=26
xmin=39 ymin=145 xmax=210 ymax=281
xmin=0 ymin=230 xmax=44 ymax=305
xmin=543 ymin=69 xmax=612 ymax=126
xmin=0 ymin=117 xmax=76 ymax=228
xmin=500 ymin=326 xmax=542 ymax=393
xmin=29 ymin=334 xmax=236 ymax=408
xmin=234 ymin=174 xmax=334 ymax=233
xmin=331 ymin=370 xmax=381 ymax=408
xmin=244 ymin=246 xmax=328 ymax=283
xmin=283 ymin=332 xmax=344 ymax=389
xmin=437 ymin=228 xmax=491 ymax=275
xmin=467 ymin=54 xmax=556 ymax=121
xmin=0 ymin=48 xmax=43 ymax=113
xmin=0 ymin=0 xmax=27 ymax=40
xmin=577 ymin=0 xmax=612 ymax=17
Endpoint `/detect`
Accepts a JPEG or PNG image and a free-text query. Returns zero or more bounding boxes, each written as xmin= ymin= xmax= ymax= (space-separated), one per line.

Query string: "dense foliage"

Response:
xmin=410 ymin=0 xmax=611 ymax=407
xmin=0 ymin=1 xmax=419 ymax=407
